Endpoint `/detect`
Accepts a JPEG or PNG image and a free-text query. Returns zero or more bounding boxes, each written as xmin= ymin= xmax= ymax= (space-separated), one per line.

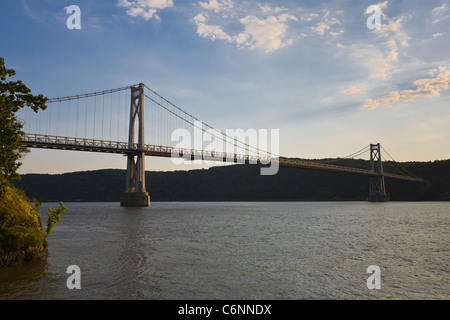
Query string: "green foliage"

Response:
xmin=44 ymin=202 xmax=67 ymax=239
xmin=0 ymin=185 xmax=68 ymax=266
xmin=0 ymin=57 xmax=47 ymax=194
xmin=0 ymin=185 xmax=44 ymax=252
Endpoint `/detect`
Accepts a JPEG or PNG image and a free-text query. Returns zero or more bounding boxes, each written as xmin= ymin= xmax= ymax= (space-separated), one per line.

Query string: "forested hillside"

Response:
xmin=14 ymin=159 xmax=450 ymax=202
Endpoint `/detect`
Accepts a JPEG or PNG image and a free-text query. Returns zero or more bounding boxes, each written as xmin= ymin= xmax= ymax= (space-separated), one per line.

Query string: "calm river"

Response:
xmin=0 ymin=201 xmax=448 ymax=300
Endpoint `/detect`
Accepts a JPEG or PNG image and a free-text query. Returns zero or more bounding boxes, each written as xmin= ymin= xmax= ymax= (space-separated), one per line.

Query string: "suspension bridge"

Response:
xmin=18 ymin=83 xmax=426 ymax=206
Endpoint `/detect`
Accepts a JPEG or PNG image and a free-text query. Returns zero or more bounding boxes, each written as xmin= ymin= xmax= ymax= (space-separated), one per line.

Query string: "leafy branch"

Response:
xmin=44 ymin=202 xmax=68 ymax=239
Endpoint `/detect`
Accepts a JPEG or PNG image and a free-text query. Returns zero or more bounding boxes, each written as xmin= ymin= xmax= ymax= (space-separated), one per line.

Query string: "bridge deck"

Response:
xmin=21 ymin=133 xmax=425 ymax=183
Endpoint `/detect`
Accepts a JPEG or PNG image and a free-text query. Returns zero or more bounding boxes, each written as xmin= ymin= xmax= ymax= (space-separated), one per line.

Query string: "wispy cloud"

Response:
xmin=193 ymin=1 xmax=300 ymax=53
xmin=117 ymin=0 xmax=173 ymax=21
xmin=307 ymin=9 xmax=343 ymax=37
xmin=335 ymin=1 xmax=413 ymax=98
xmin=432 ymin=3 xmax=447 ymax=14
xmin=235 ymin=13 xmax=298 ymax=52
xmin=366 ymin=11 xmax=410 ymax=80
xmin=364 ymin=66 xmax=450 ymax=109
xmin=198 ymin=0 xmax=233 ymax=13
xmin=431 ymin=2 xmax=449 ymax=23
xmin=431 ymin=3 xmax=449 ymax=23
xmin=341 ymin=85 xmax=368 ymax=96
xmin=193 ymin=13 xmax=232 ymax=41
xmin=20 ymin=0 xmax=66 ymax=26
xmin=192 ymin=1 xmax=350 ymax=53
xmin=369 ymin=39 xmax=399 ymax=80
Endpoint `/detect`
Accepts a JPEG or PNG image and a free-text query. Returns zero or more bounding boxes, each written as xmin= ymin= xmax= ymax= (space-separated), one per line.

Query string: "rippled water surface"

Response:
xmin=0 ymin=201 xmax=448 ymax=299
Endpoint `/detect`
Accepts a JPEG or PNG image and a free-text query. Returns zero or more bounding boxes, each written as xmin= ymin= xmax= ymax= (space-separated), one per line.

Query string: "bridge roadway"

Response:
xmin=21 ymin=133 xmax=425 ymax=183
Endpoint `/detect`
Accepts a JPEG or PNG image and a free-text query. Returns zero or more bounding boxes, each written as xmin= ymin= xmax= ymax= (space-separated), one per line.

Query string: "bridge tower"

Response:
xmin=120 ymin=83 xmax=150 ymax=207
xmin=368 ymin=143 xmax=390 ymax=202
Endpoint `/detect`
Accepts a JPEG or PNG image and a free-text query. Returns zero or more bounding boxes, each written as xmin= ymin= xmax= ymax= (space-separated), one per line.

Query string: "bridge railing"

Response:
xmin=278 ymin=157 xmax=425 ymax=182
xmin=22 ymin=133 xmax=274 ymax=164
xmin=22 ymin=133 xmax=130 ymax=150
xmin=21 ymin=133 xmax=425 ymax=183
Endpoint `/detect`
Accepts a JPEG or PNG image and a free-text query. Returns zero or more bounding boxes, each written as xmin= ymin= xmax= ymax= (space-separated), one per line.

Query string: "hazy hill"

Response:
xmin=13 ymin=159 xmax=450 ymax=202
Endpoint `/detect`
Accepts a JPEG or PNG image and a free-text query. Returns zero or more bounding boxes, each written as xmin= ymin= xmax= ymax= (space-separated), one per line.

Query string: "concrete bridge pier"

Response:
xmin=121 ymin=191 xmax=150 ymax=207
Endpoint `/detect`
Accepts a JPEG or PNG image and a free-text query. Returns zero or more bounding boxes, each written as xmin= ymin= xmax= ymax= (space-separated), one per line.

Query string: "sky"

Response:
xmin=1 ymin=0 xmax=449 ymax=175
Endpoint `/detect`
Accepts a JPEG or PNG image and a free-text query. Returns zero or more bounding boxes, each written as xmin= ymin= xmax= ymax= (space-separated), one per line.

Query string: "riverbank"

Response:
xmin=0 ymin=186 xmax=48 ymax=267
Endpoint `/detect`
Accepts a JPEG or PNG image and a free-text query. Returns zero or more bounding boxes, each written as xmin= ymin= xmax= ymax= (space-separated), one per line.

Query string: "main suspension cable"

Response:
xmin=47 ymin=85 xmax=138 ymax=104
xmin=143 ymin=90 xmax=278 ymax=158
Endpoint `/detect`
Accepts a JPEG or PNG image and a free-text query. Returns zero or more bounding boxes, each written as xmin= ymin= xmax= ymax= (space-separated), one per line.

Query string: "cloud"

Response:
xmin=369 ymin=39 xmax=399 ymax=80
xmin=311 ymin=22 xmax=330 ymax=35
xmin=431 ymin=3 xmax=450 ymax=23
xmin=376 ymin=16 xmax=409 ymax=46
xmin=193 ymin=2 xmax=299 ymax=53
xmin=364 ymin=13 xmax=409 ymax=80
xmin=301 ymin=9 xmax=343 ymax=37
xmin=432 ymin=3 xmax=447 ymax=14
xmin=192 ymin=2 xmax=351 ymax=52
xmin=364 ymin=92 xmax=401 ymax=110
xmin=235 ymin=13 xmax=298 ymax=52
xmin=117 ymin=0 xmax=173 ymax=21
xmin=341 ymin=85 xmax=368 ymax=96
xmin=375 ymin=1 xmax=388 ymax=18
xmin=21 ymin=0 xmax=66 ymax=26
xmin=198 ymin=0 xmax=233 ymax=13
xmin=364 ymin=66 xmax=450 ymax=109
xmin=193 ymin=13 xmax=232 ymax=41
xmin=301 ymin=13 xmax=319 ymax=23
xmin=344 ymin=2 xmax=410 ymax=81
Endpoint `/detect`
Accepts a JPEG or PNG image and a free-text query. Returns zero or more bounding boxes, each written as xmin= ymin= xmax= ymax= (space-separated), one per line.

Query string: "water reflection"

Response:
xmin=117 ymin=207 xmax=162 ymax=299
xmin=0 ymin=259 xmax=48 ymax=299
xmin=0 ymin=202 xmax=448 ymax=300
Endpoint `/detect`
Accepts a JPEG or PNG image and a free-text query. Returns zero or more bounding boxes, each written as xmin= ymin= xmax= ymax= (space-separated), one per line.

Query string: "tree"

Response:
xmin=0 ymin=58 xmax=68 ymax=266
xmin=0 ymin=57 xmax=47 ymax=194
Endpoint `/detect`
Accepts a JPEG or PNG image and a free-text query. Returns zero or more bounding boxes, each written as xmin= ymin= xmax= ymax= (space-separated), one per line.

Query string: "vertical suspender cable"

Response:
xmin=102 ymin=94 xmax=105 ymax=140
xmin=46 ymin=105 xmax=50 ymax=136
xmin=117 ymin=91 xmax=120 ymax=142
xmin=110 ymin=93 xmax=112 ymax=141
xmin=85 ymin=97 xmax=88 ymax=139
xmin=76 ymin=98 xmax=79 ymax=137
xmin=93 ymin=95 xmax=97 ymax=139
xmin=57 ymin=100 xmax=61 ymax=136
xmin=67 ymin=100 xmax=70 ymax=137
xmin=37 ymin=108 xmax=41 ymax=134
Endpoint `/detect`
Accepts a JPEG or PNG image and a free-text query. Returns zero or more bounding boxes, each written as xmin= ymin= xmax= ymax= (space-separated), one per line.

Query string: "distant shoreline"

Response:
xmin=14 ymin=160 xmax=450 ymax=202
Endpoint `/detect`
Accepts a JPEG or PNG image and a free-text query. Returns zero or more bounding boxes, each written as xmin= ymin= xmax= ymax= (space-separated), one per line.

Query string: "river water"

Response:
xmin=0 ymin=201 xmax=448 ymax=300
